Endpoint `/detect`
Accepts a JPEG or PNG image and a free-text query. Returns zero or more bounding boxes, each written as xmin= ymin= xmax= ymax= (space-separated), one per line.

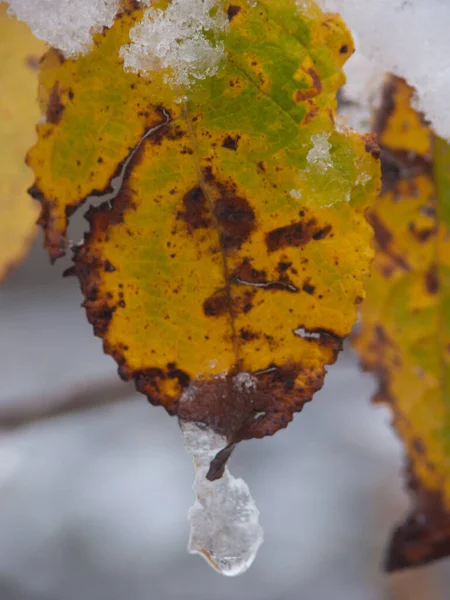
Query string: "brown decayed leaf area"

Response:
xmin=354 ymin=75 xmax=450 ymax=571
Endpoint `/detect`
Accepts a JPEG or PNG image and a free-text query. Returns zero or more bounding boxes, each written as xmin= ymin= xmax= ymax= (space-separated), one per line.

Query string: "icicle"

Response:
xmin=180 ymin=418 xmax=263 ymax=576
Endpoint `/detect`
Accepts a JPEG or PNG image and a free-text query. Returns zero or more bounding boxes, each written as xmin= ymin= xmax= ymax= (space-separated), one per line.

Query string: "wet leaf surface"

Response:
xmin=29 ymin=0 xmax=379 ymax=445
xmin=0 ymin=6 xmax=44 ymax=282
xmin=354 ymin=76 xmax=450 ymax=571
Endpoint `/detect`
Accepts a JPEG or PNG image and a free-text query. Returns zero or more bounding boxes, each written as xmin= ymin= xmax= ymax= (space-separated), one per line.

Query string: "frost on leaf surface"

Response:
xmin=28 ymin=1 xmax=379 ymax=450
xmin=319 ymin=0 xmax=450 ymax=141
xmin=307 ymin=133 xmax=332 ymax=171
xmin=0 ymin=5 xmax=44 ymax=282
xmin=354 ymin=76 xmax=450 ymax=572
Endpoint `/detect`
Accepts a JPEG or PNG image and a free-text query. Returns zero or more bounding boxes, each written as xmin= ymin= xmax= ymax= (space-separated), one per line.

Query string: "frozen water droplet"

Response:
xmin=180 ymin=419 xmax=263 ymax=576
xmin=307 ymin=133 xmax=333 ymax=171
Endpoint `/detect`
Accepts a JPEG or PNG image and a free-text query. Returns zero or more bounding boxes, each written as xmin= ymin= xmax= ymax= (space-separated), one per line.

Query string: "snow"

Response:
xmin=307 ymin=133 xmax=333 ymax=171
xmin=290 ymin=189 xmax=303 ymax=200
xmin=339 ymin=52 xmax=384 ymax=133
xmin=120 ymin=0 xmax=228 ymax=87
xmin=180 ymin=421 xmax=263 ymax=576
xmin=233 ymin=372 xmax=257 ymax=393
xmin=320 ymin=0 xmax=450 ymax=141
xmin=5 ymin=0 xmax=122 ymax=57
xmin=295 ymin=327 xmax=320 ymax=340
xmin=295 ymin=0 xmax=318 ymax=18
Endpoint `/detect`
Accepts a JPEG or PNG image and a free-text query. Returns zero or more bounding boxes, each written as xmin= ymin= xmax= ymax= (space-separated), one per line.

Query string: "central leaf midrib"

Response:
xmin=182 ymin=100 xmax=241 ymax=368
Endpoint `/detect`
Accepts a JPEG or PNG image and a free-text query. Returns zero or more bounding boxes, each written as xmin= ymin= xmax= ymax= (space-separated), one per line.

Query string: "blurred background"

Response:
xmin=1 ymin=236 xmax=450 ymax=600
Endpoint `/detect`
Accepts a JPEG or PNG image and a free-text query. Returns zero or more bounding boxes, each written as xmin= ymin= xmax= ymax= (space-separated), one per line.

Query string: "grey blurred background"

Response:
xmin=0 ymin=236 xmax=449 ymax=600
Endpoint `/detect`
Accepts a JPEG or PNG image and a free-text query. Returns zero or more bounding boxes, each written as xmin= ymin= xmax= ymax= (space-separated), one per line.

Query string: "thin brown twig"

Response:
xmin=0 ymin=377 xmax=137 ymax=431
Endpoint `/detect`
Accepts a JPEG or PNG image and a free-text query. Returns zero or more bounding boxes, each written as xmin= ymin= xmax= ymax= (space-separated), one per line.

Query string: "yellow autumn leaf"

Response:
xmin=0 ymin=4 xmax=44 ymax=281
xmin=354 ymin=75 xmax=450 ymax=571
xmin=29 ymin=0 xmax=379 ymax=445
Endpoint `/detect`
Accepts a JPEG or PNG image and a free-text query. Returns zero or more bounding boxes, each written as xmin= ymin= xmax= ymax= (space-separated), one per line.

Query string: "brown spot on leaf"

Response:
xmin=222 ymin=135 xmax=240 ymax=151
xmin=26 ymin=54 xmax=41 ymax=70
xmin=277 ymin=261 xmax=292 ymax=273
xmin=227 ymin=5 xmax=241 ymax=21
xmin=180 ymin=186 xmax=211 ymax=230
xmin=132 ymin=365 xmax=191 ymax=410
xmin=201 ymin=167 xmax=255 ymax=250
xmin=363 ymin=133 xmax=381 ymax=159
xmin=232 ymin=259 xmax=267 ymax=284
xmin=312 ymin=225 xmax=332 ymax=240
xmin=28 ymin=184 xmax=67 ymax=262
xmin=409 ymin=221 xmax=437 ymax=243
xmin=240 ymin=328 xmax=258 ymax=341
xmin=104 ymin=259 xmax=116 ymax=273
xmin=380 ymin=148 xmax=432 ymax=195
xmin=149 ymin=121 xmax=184 ymax=146
xmin=295 ymin=68 xmax=323 ymax=102
xmin=308 ymin=68 xmax=322 ymax=92
xmin=425 ymin=264 xmax=439 ymax=294
xmin=203 ymin=289 xmax=229 ymax=317
xmin=373 ymin=76 xmax=397 ymax=137
xmin=232 ymin=259 xmax=298 ymax=293
xmin=214 ymin=195 xmax=255 ymax=251
xmin=266 ymin=222 xmax=308 ymax=252
xmin=386 ymin=463 xmax=450 ymax=572
xmin=302 ymin=282 xmax=315 ymax=295
xmin=46 ymin=81 xmax=65 ymax=125
xmin=366 ymin=211 xmax=410 ymax=272
xmin=266 ymin=218 xmax=331 ymax=252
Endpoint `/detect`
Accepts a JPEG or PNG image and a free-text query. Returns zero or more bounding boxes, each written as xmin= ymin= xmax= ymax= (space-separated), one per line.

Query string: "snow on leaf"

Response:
xmin=353 ymin=76 xmax=450 ymax=571
xmin=307 ymin=132 xmax=332 ymax=171
xmin=29 ymin=1 xmax=379 ymax=450
xmin=6 ymin=0 xmax=122 ymax=57
xmin=0 ymin=5 xmax=44 ymax=282
xmin=120 ymin=0 xmax=229 ymax=87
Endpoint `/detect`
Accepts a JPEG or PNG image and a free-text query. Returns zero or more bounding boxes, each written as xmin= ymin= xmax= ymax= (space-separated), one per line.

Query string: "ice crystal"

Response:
xmin=120 ymin=0 xmax=228 ymax=87
xmin=181 ymin=421 xmax=263 ymax=576
xmin=6 ymin=0 xmax=121 ymax=57
xmin=307 ymin=133 xmax=332 ymax=171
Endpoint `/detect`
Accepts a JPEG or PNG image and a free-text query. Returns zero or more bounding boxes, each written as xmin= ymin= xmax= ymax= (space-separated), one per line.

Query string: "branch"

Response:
xmin=0 ymin=377 xmax=137 ymax=431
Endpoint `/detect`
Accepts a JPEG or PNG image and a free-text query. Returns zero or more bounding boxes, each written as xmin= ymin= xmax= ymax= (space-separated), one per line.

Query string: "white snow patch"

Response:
xmin=120 ymin=0 xmax=229 ymax=87
xmin=180 ymin=420 xmax=263 ymax=576
xmin=307 ymin=133 xmax=332 ymax=171
xmin=339 ymin=52 xmax=385 ymax=133
xmin=233 ymin=372 xmax=257 ymax=393
xmin=295 ymin=0 xmax=317 ymax=18
xmin=5 ymin=0 xmax=122 ymax=57
xmin=295 ymin=327 xmax=320 ymax=340
xmin=319 ymin=0 xmax=450 ymax=140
